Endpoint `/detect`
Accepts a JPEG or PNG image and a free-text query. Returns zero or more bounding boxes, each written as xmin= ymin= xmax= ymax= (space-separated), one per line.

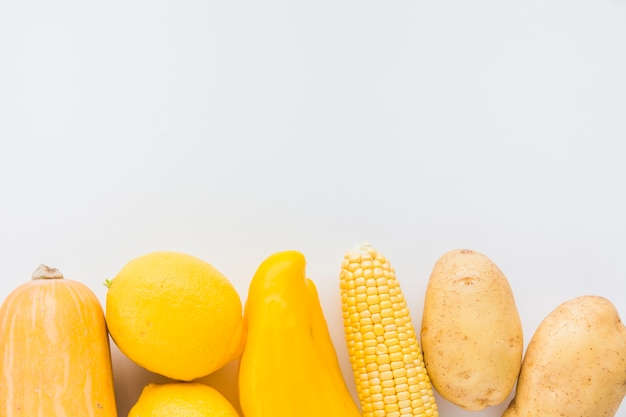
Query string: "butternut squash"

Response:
xmin=0 ymin=265 xmax=117 ymax=417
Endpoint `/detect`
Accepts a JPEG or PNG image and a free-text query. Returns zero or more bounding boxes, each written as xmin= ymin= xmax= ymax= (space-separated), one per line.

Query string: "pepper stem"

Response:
xmin=32 ymin=265 xmax=64 ymax=280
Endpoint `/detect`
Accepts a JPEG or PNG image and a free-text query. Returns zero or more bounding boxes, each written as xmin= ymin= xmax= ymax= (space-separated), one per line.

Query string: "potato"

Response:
xmin=503 ymin=295 xmax=626 ymax=417
xmin=420 ymin=249 xmax=523 ymax=410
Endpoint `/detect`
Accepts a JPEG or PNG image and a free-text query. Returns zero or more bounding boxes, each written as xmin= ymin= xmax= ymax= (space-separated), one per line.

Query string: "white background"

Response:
xmin=1 ymin=1 xmax=626 ymax=416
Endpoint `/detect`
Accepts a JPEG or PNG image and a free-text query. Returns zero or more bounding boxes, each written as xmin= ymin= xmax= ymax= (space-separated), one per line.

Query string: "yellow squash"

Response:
xmin=238 ymin=250 xmax=361 ymax=417
xmin=0 ymin=265 xmax=117 ymax=417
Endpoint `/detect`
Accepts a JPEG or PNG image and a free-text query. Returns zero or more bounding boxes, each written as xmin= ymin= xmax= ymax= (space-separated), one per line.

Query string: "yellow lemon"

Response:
xmin=128 ymin=382 xmax=240 ymax=417
xmin=105 ymin=251 xmax=245 ymax=381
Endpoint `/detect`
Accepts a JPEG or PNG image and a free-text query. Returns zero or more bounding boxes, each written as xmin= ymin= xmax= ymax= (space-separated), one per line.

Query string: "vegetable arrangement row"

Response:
xmin=0 ymin=244 xmax=624 ymax=417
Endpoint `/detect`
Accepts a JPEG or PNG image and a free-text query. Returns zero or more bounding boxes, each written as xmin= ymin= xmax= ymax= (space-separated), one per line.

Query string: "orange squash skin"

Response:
xmin=0 ymin=270 xmax=117 ymax=417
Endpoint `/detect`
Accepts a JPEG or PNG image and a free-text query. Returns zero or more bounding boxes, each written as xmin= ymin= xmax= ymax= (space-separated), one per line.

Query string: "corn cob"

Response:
xmin=340 ymin=243 xmax=438 ymax=417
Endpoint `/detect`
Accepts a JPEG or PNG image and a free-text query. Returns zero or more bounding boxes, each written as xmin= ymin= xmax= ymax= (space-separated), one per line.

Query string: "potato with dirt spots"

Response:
xmin=503 ymin=295 xmax=626 ymax=417
xmin=420 ymin=249 xmax=523 ymax=411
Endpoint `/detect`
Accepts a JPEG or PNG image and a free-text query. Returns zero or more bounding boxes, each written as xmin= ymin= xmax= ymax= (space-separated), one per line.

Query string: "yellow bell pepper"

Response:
xmin=238 ymin=250 xmax=362 ymax=417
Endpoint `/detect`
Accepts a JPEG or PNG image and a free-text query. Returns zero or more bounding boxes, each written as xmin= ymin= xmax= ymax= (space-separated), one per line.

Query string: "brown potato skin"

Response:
xmin=420 ymin=249 xmax=523 ymax=411
xmin=503 ymin=295 xmax=626 ymax=417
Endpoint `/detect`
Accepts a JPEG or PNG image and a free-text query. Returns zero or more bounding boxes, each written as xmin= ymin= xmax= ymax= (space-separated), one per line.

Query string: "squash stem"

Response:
xmin=32 ymin=264 xmax=64 ymax=280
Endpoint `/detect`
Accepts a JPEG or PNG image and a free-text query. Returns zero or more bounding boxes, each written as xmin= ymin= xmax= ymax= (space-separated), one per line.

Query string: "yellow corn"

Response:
xmin=340 ymin=243 xmax=438 ymax=417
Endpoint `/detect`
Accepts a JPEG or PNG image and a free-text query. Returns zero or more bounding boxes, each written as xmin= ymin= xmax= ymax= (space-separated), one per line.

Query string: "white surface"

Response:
xmin=1 ymin=1 xmax=626 ymax=415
